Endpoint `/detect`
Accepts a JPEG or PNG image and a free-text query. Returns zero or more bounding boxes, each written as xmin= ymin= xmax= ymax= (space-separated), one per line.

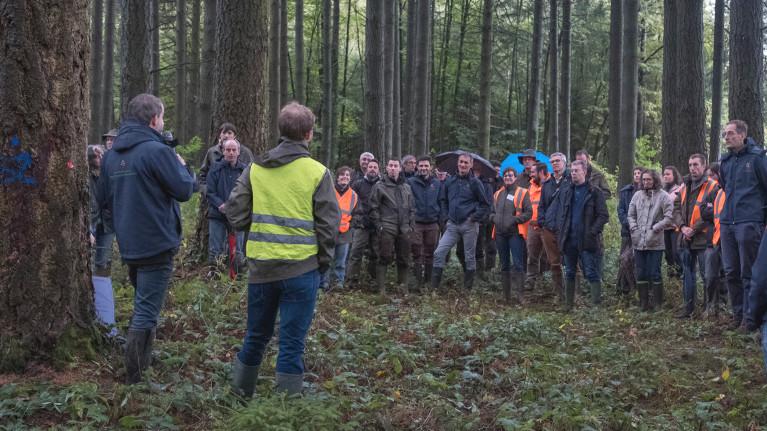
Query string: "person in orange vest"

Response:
xmin=493 ymin=167 xmax=532 ymax=304
xmin=701 ymin=163 xmax=725 ymax=318
xmin=524 ymin=162 xmax=550 ymax=292
xmin=320 ymin=166 xmax=358 ymax=291
xmin=674 ymin=154 xmax=720 ymax=319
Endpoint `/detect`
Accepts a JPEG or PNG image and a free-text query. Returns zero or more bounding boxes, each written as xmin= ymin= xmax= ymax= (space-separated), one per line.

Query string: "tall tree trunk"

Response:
xmin=728 ymin=0 xmax=764 ymax=144
xmin=200 ymin=0 xmax=216 ymax=141
xmin=559 ymin=0 xmax=571 ymax=160
xmin=89 ymin=0 xmax=104 ymax=145
xmin=404 ymin=0 xmax=418 ymax=152
xmin=413 ymin=0 xmax=431 ymax=156
xmin=189 ymin=0 xmax=201 ymax=139
xmin=606 ymin=0 xmax=622 ymax=172
xmin=331 ymin=0 xmax=341 ymax=163
xmin=339 ymin=0 xmax=353 ymax=144
xmin=675 ymin=0 xmax=705 ymax=168
xmin=661 ymin=0 xmax=677 ymax=167
xmin=280 ymin=0 xmax=289 ymax=105
xmin=102 ymin=0 xmax=116 ymax=130
xmin=392 ymin=0 xmax=402 ymax=159
xmin=383 ymin=0 xmax=395 ymax=159
xmin=619 ymin=0 xmax=638 ymax=186
xmin=295 ymin=0 xmax=305 ymax=103
xmin=636 ymin=18 xmax=645 ymax=137
xmin=436 ymin=0 xmax=454 ymax=151
xmin=547 ymin=0 xmax=558 ymax=153
xmin=0 ymin=0 xmax=92 ymax=371
xmin=175 ymin=0 xmax=187 ymax=144
xmin=477 ymin=0 xmax=493 ymax=159
xmin=322 ymin=0 xmax=333 ymax=166
xmin=709 ymin=0 xmax=724 ymax=162
xmin=526 ymin=0 xmax=544 ymax=149
xmin=269 ymin=0 xmax=281 ymax=145
xmin=149 ymin=0 xmax=160 ymax=96
xmin=120 ymin=0 xmax=150 ymax=117
xmin=365 ymin=0 xmax=385 ymax=158
xmin=452 ymin=0 xmax=470 ymax=123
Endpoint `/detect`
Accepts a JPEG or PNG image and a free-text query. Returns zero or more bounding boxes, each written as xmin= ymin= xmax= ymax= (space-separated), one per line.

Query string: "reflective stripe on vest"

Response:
xmin=336 ymin=188 xmax=358 ymax=233
xmin=679 ymin=179 xmax=716 ymax=229
xmin=713 ymin=189 xmax=726 ymax=246
xmin=514 ymin=187 xmax=529 ymax=240
xmin=529 ymin=179 xmax=545 ymax=223
xmin=246 ymin=157 xmax=327 ymax=261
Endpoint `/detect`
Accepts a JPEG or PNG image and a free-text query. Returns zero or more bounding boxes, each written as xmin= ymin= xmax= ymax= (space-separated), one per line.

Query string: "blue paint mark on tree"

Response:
xmin=1 ymin=135 xmax=37 ymax=186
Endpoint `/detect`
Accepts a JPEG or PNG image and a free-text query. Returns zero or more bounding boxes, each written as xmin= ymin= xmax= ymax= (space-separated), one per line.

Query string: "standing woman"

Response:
xmin=493 ymin=168 xmax=533 ymax=304
xmin=321 ymin=166 xmax=358 ymax=290
xmin=628 ymin=169 xmax=675 ymax=311
xmin=662 ymin=166 xmax=683 ymax=278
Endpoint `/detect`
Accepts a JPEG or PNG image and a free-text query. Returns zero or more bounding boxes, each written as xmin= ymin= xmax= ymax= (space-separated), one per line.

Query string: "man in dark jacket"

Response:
xmin=206 ymin=138 xmax=247 ymax=271
xmin=537 ymin=152 xmax=569 ymax=302
xmin=616 ymin=167 xmax=643 ymax=295
xmin=575 ymin=150 xmax=612 ymax=199
xmin=555 ymin=160 xmax=609 ymax=310
xmin=345 ymin=159 xmax=381 ymax=288
xmin=352 ymin=151 xmax=375 ymax=183
xmin=370 ymin=159 xmax=416 ymax=294
xmin=720 ymin=120 xmax=767 ymax=330
xmin=98 ymin=94 xmax=196 ymax=384
xmin=199 ymin=122 xmax=254 ymax=190
xmin=675 ymin=155 xmax=720 ymax=318
xmin=225 ymin=102 xmax=339 ymax=396
xmin=431 ymin=152 xmax=492 ymax=290
xmin=457 ymin=171 xmax=495 ymax=279
xmin=407 ymin=156 xmax=442 ymax=288
xmin=401 ymin=155 xmax=417 ymax=179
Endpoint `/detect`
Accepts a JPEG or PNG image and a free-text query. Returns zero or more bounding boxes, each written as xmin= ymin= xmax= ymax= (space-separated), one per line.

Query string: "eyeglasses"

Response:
xmin=503 ymin=174 xmax=515 ymax=178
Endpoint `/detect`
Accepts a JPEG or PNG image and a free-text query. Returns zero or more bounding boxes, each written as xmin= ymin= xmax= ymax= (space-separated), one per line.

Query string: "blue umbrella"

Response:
xmin=500 ymin=151 xmax=553 ymax=177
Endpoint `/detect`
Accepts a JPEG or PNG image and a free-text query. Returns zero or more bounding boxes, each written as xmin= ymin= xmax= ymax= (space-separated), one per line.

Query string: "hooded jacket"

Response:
xmin=439 ymin=171 xmax=491 ymax=224
xmin=351 ymin=174 xmax=380 ymax=229
xmin=370 ymin=174 xmax=416 ymax=235
xmin=407 ymin=174 xmax=442 ymax=223
xmin=554 ymin=180 xmax=609 ymax=253
xmin=225 ymin=138 xmax=340 ymax=283
xmin=538 ymin=170 xmax=571 ymax=231
xmin=97 ymin=120 xmax=196 ymax=261
xmin=492 ymin=184 xmax=533 ymax=237
xmin=198 ymin=141 xmax=254 ymax=185
xmin=719 ymin=137 xmax=767 ymax=225
xmin=206 ymin=159 xmax=246 ymax=221
xmin=628 ymin=188 xmax=674 ymax=251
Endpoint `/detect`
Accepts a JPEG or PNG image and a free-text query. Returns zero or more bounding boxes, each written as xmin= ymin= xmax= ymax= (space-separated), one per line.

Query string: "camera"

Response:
xmin=162 ymin=131 xmax=179 ymax=148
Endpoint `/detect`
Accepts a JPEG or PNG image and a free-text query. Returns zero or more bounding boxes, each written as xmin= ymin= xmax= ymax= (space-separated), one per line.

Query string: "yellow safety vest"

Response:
xmin=246 ymin=157 xmax=327 ymax=261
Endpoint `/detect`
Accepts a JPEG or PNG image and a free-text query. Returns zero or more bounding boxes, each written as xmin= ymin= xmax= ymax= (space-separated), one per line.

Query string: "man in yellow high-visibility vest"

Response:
xmin=225 ymin=102 xmax=340 ymax=397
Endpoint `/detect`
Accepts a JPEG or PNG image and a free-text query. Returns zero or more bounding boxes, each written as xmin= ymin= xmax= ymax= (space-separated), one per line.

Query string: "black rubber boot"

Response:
xmin=125 ymin=328 xmax=152 ymax=384
xmin=501 ymin=271 xmax=512 ymax=304
xmin=564 ymin=279 xmax=576 ymax=311
xmin=637 ymin=281 xmax=650 ymax=311
xmin=231 ymin=355 xmax=259 ymax=398
xmin=376 ymin=265 xmax=387 ymax=295
xmin=513 ymin=271 xmax=525 ymax=304
xmin=652 ymin=280 xmax=664 ymax=310
xmin=431 ymin=267 xmax=443 ymax=291
xmin=590 ymin=281 xmax=603 ymax=305
xmin=464 ymin=270 xmax=476 ymax=290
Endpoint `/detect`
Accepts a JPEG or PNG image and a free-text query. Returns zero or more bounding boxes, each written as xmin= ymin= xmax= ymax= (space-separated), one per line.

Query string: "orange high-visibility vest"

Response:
xmin=335 ymin=188 xmax=358 ymax=233
xmin=528 ymin=175 xmax=548 ymax=223
xmin=712 ymin=189 xmax=726 ymax=246
xmin=679 ymin=179 xmax=717 ymax=229
xmin=493 ymin=186 xmax=529 ymax=240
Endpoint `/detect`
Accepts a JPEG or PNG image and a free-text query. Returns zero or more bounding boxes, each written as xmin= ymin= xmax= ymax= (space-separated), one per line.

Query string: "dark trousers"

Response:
xmin=634 ymin=250 xmax=663 ymax=282
xmin=238 ymin=270 xmax=319 ymax=374
xmin=410 ymin=223 xmax=439 ymax=268
xmin=680 ymin=248 xmax=706 ymax=314
xmin=346 ymin=228 xmax=378 ymax=282
xmin=664 ymin=230 xmax=681 ymax=276
xmin=563 ymin=242 xmax=602 ymax=283
xmin=526 ymin=227 xmax=547 ymax=280
xmin=704 ymin=245 xmax=724 ymax=310
xmin=720 ymin=222 xmax=764 ymax=322
xmin=496 ymin=233 xmax=526 ymax=273
xmin=378 ymin=230 xmax=411 ymax=268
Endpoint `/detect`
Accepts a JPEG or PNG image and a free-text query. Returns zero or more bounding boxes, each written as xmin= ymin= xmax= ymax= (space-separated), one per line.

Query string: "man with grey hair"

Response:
xmin=401 ymin=154 xmax=417 ymax=179
xmin=353 ymin=151 xmax=375 ymax=182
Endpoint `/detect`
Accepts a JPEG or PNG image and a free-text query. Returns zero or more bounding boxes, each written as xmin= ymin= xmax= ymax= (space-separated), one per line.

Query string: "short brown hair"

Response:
xmin=278 ymin=102 xmax=315 ymax=141
xmin=689 ymin=153 xmax=707 ymax=166
xmin=336 ymin=165 xmax=352 ymax=178
xmin=125 ymin=93 xmax=163 ymax=125
xmin=503 ymin=167 xmax=517 ymax=177
xmin=642 ymin=169 xmax=662 ymax=190
xmin=727 ymin=119 xmax=748 ymax=136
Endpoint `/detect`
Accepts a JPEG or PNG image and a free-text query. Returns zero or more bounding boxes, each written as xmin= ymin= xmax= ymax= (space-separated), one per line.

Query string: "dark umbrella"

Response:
xmin=435 ymin=151 xmax=497 ymax=179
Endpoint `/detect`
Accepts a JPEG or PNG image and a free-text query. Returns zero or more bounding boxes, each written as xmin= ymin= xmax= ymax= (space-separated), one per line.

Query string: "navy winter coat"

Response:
xmin=407 ymin=174 xmax=442 ymax=223
xmin=538 ymin=170 xmax=571 ymax=231
xmin=554 ymin=181 xmax=609 ymax=253
xmin=719 ymin=137 xmax=767 ymax=225
xmin=207 ymin=160 xmax=246 ymax=220
xmin=98 ymin=120 xmax=196 ymax=261
xmin=618 ymin=183 xmax=638 ymax=238
xmin=439 ymin=172 xmax=491 ymax=224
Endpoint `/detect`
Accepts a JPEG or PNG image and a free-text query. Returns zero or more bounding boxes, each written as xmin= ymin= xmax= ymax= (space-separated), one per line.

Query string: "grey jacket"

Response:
xmin=628 ymin=189 xmax=674 ymax=251
xmin=369 ymin=174 xmax=416 ymax=235
xmin=225 ymin=138 xmax=340 ymax=283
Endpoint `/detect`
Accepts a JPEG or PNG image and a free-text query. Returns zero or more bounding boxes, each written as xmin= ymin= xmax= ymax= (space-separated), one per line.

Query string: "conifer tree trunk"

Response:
xmin=728 ymin=0 xmax=764 ymax=144
xmin=547 ymin=0 xmax=558 ymax=152
xmin=709 ymin=0 xmax=724 ymax=162
xmin=606 ymin=0 xmax=622 ymax=172
xmin=383 ymin=0 xmax=395 ymax=159
xmin=526 ymin=0 xmax=544 ymax=149
xmin=120 ymin=0 xmax=150 ymax=117
xmin=296 ymin=0 xmax=306 ymax=103
xmin=269 ymin=0 xmax=281 ymax=145
xmin=101 ymin=0 xmax=116 ymax=130
xmin=280 ymin=0 xmax=289 ymax=105
xmin=89 ymin=0 xmax=104 ymax=145
xmin=392 ymin=0 xmax=402 ymax=158
xmin=412 ymin=0 xmax=431 ymax=156
xmin=619 ymin=0 xmax=639 ymax=186
xmin=149 ymin=0 xmax=160 ymax=96
xmin=364 ymin=0 xmax=385 ymax=158
xmin=559 ymin=0 xmax=572 ymax=160
xmin=322 ymin=0 xmax=333 ymax=165
xmin=477 ymin=0 xmax=493 ymax=159
xmin=189 ymin=0 xmax=201 ymax=138
xmin=199 ymin=0 xmax=216 ymax=141
xmin=175 ymin=0 xmax=187 ymax=143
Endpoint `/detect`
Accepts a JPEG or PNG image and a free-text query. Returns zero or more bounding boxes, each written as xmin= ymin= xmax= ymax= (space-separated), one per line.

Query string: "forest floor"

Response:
xmin=3 ymin=198 xmax=767 ymax=430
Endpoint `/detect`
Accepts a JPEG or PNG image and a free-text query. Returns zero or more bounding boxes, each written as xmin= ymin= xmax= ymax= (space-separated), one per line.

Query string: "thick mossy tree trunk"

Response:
xmin=0 ymin=0 xmax=93 ymax=372
xmin=119 ymin=0 xmax=150 ymax=117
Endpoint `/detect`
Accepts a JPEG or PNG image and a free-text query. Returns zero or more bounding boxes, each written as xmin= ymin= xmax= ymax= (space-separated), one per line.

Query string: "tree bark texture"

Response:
xmin=89 ymin=0 xmax=103 ymax=145
xmin=200 ymin=0 xmax=216 ymax=141
xmin=547 ymin=0 xmax=558 ymax=153
xmin=606 ymin=0 xmax=622 ymax=172
xmin=477 ymin=0 xmax=493 ymax=159
xmin=295 ymin=0 xmax=306 ymax=103
xmin=412 ymin=0 xmax=431 ymax=156
xmin=404 ymin=0 xmax=418 ymax=152
xmin=709 ymin=0 xmax=724 ymax=162
xmin=176 ymin=0 xmax=187 ymax=144
xmin=322 ymin=0 xmax=334 ymax=166
xmin=728 ymin=0 xmax=764 ymax=144
xmin=149 ymin=0 xmax=160 ymax=96
xmin=331 ymin=0 xmax=341 ymax=163
xmin=280 ymin=0 xmax=289 ymax=105
xmin=189 ymin=0 xmax=201 ymax=139
xmin=392 ymin=0 xmax=402 ymax=159
xmin=364 ymin=0 xmax=385 ymax=159
xmin=383 ymin=0 xmax=395 ymax=160
xmin=0 ymin=0 xmax=93 ymax=371
xmin=559 ymin=0 xmax=572 ymax=160
xmin=119 ymin=0 xmax=150 ymax=118
xmin=661 ymin=0 xmax=677 ymax=167
xmin=269 ymin=0 xmax=281 ymax=145
xmin=101 ymin=0 xmax=116 ymax=131
xmin=526 ymin=0 xmax=544 ymax=149
xmin=619 ymin=0 xmax=638 ymax=186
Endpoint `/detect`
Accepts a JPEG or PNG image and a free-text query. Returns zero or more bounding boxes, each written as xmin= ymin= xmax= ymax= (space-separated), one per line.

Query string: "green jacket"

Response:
xmin=369 ymin=174 xmax=415 ymax=235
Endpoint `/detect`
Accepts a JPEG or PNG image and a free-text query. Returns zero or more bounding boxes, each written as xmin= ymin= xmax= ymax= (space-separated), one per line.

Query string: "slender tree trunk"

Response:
xmin=661 ymin=0 xmax=677 ymax=166
xmin=526 ymin=0 xmax=544 ymax=149
xmin=296 ymin=0 xmax=305 ymax=103
xmin=102 ymin=0 xmax=116 ymax=130
xmin=120 ymin=0 xmax=150 ymax=117
xmin=728 ymin=0 xmax=764 ymax=144
xmin=452 ymin=0 xmax=470 ymax=118
xmin=413 ymin=0 xmax=431 ymax=156
xmin=200 ymin=0 xmax=216 ymax=141
xmin=436 ymin=0 xmax=454 ymax=151
xmin=404 ymin=0 xmax=418 ymax=152
xmin=331 ymin=0 xmax=341 ymax=163
xmin=606 ymin=0 xmax=622 ymax=172
xmin=546 ymin=0 xmax=558 ymax=153
xmin=383 ymin=0 xmax=395 ymax=159
xmin=636 ymin=17 xmax=645 ymax=137
xmin=675 ymin=0 xmax=706 ymax=168
xmin=477 ymin=0 xmax=493 ymax=159
xmin=709 ymin=0 xmax=724 ymax=162
xmin=322 ymin=0 xmax=333 ymax=166
xmin=559 ymin=0 xmax=571 ymax=160
xmin=149 ymin=0 xmax=160 ymax=96
xmin=189 ymin=0 xmax=201 ymax=138
xmin=280 ymin=0 xmax=289 ymax=105
xmin=619 ymin=0 xmax=638 ymax=186
xmin=339 ymin=0 xmax=353 ymax=141
xmin=175 ymin=0 xmax=187 ymax=144
xmin=89 ymin=0 xmax=104 ymax=145
xmin=392 ymin=0 xmax=402 ymax=159
xmin=0 ymin=0 xmax=92 ymax=372
xmin=365 ymin=0 xmax=385 ymax=158
xmin=269 ymin=0 xmax=281 ymax=145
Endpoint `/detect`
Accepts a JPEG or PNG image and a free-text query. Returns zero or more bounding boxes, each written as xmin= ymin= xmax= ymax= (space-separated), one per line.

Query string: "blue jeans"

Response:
xmin=320 ymin=243 xmax=351 ymax=287
xmin=238 ymin=269 xmax=320 ymax=374
xmin=94 ymin=231 xmax=114 ymax=272
xmin=680 ymin=248 xmax=706 ymax=313
xmin=634 ymin=250 xmax=663 ymax=282
xmin=127 ymin=259 xmax=174 ymax=330
xmin=208 ymin=218 xmax=243 ymax=264
xmin=496 ymin=233 xmax=526 ymax=273
xmin=563 ymin=243 xmax=602 ymax=283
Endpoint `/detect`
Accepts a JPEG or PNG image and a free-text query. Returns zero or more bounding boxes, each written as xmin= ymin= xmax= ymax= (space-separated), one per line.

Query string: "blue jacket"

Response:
xmin=618 ymin=183 xmax=637 ymax=238
xmin=98 ymin=120 xmax=196 ymax=261
xmin=538 ymin=170 xmax=571 ymax=231
xmin=207 ymin=160 xmax=246 ymax=221
xmin=554 ymin=180 xmax=609 ymax=253
xmin=719 ymin=137 xmax=767 ymax=225
xmin=439 ymin=171 xmax=491 ymax=224
xmin=407 ymin=174 xmax=442 ymax=223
